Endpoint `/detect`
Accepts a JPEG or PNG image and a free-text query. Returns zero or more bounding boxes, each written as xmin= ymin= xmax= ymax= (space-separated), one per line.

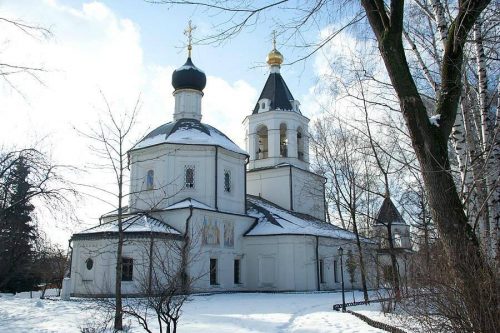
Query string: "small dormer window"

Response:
xmin=224 ymin=170 xmax=231 ymax=192
xmin=185 ymin=165 xmax=195 ymax=189
xmin=146 ymin=169 xmax=154 ymax=190
xmin=262 ymin=102 xmax=265 ymax=109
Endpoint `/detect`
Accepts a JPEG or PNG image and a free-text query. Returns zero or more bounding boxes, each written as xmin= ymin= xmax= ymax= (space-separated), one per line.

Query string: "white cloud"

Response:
xmin=0 ymin=1 xmax=258 ymax=246
xmin=203 ymin=77 xmax=257 ymax=147
xmin=301 ymin=27 xmax=395 ymax=126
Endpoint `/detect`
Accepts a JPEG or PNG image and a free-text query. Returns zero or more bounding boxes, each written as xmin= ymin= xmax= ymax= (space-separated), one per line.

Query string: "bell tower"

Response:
xmin=243 ymin=32 xmax=310 ymax=171
xmin=244 ymin=34 xmax=325 ymax=220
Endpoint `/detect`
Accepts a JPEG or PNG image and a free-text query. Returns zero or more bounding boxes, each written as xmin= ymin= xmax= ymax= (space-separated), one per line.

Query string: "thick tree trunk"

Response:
xmin=361 ymin=1 xmax=497 ymax=331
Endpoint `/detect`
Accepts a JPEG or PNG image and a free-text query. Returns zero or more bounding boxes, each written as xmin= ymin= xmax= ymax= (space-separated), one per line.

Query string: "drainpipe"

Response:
xmin=244 ymin=156 xmax=249 ymax=212
xmin=67 ymin=239 xmax=73 ymax=277
xmin=323 ymin=177 xmax=328 ymax=223
xmin=289 ymin=165 xmax=293 ymax=211
xmin=215 ymin=147 xmax=218 ymax=210
xmin=147 ymin=232 xmax=154 ymax=294
xmin=315 ymin=236 xmax=320 ymax=291
xmin=180 ymin=205 xmax=194 ymax=293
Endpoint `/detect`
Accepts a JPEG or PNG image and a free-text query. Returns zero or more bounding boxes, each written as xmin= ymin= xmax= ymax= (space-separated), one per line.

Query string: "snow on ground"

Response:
xmin=350 ymin=303 xmax=420 ymax=333
xmin=0 ymin=291 xmax=391 ymax=333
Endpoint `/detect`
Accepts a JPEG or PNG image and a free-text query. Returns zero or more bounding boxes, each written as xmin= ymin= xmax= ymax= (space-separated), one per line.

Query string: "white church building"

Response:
xmin=65 ymin=39 xmax=378 ymax=297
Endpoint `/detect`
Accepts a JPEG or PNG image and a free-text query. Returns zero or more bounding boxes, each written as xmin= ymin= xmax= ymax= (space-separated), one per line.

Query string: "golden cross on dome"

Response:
xmin=272 ymin=30 xmax=277 ymax=50
xmin=184 ymin=20 xmax=197 ymax=57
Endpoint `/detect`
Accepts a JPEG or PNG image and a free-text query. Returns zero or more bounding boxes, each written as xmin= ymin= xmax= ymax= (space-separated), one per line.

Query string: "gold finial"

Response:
xmin=184 ymin=20 xmax=197 ymax=58
xmin=267 ymin=30 xmax=283 ymax=66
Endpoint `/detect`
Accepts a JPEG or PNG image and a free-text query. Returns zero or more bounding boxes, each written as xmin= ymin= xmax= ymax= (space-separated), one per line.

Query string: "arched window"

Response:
xmin=297 ymin=127 xmax=304 ymax=161
xmin=261 ymin=102 xmax=266 ymax=109
xmin=256 ymin=125 xmax=268 ymax=159
xmin=185 ymin=166 xmax=195 ymax=189
xmin=280 ymin=123 xmax=288 ymax=157
xmin=146 ymin=169 xmax=154 ymax=190
xmin=224 ymin=170 xmax=231 ymax=192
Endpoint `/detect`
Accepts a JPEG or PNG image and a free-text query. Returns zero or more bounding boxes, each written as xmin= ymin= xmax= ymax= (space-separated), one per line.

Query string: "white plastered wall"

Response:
xmin=246 ymin=166 xmax=325 ymax=220
xmin=129 ymin=144 xmax=246 ymax=215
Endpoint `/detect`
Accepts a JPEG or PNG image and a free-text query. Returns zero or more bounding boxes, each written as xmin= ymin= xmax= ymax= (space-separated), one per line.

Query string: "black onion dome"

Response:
xmin=171 ymin=57 xmax=207 ymax=92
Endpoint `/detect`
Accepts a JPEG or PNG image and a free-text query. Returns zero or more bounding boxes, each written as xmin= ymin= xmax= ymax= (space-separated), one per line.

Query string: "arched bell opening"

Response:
xmin=280 ymin=123 xmax=288 ymax=157
xmin=256 ymin=125 xmax=269 ymax=159
xmin=297 ymin=127 xmax=304 ymax=161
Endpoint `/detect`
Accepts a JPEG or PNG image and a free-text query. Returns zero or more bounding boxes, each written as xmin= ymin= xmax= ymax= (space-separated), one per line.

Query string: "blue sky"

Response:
xmin=52 ymin=0 xmax=319 ymax=98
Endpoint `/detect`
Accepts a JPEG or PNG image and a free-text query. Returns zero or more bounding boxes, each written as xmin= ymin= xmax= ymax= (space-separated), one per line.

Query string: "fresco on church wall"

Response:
xmin=224 ymin=221 xmax=234 ymax=247
xmin=202 ymin=217 xmax=220 ymax=245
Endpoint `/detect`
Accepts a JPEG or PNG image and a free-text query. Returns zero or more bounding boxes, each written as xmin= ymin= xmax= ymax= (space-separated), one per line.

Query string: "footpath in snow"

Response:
xmin=0 ymin=290 xmax=392 ymax=333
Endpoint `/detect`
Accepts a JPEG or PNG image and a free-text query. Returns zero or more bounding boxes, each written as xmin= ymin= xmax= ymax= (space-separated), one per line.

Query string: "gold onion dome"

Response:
xmin=267 ymin=48 xmax=284 ymax=66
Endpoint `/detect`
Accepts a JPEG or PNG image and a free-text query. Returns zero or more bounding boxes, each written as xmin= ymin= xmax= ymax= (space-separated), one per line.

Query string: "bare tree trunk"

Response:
xmin=430 ymin=0 xmax=448 ymax=47
xmin=462 ymin=82 xmax=491 ymax=253
xmin=361 ymin=1 xmax=498 ymax=331
xmin=385 ymin=221 xmax=400 ymax=299
xmin=350 ymin=206 xmax=369 ymax=301
xmin=114 ymin=146 xmax=124 ymax=331
xmin=451 ymin=106 xmax=468 ymax=190
xmin=474 ymin=21 xmax=490 ymax=150
xmin=180 ymin=206 xmax=193 ymax=294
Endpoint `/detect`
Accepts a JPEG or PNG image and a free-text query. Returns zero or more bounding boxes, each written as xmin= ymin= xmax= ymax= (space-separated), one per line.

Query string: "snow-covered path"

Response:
xmin=0 ymin=291 xmax=386 ymax=332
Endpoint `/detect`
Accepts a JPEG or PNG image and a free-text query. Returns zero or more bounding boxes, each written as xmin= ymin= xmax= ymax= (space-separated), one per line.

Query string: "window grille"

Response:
xmin=224 ymin=170 xmax=231 ymax=192
xmin=185 ymin=166 xmax=195 ymax=189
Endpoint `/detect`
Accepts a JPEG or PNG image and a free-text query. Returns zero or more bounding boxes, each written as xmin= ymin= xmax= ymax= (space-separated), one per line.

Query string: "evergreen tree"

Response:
xmin=0 ymin=157 xmax=38 ymax=293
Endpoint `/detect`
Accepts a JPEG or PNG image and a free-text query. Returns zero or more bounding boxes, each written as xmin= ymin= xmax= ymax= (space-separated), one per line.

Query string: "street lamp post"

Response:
xmin=338 ymin=246 xmax=346 ymax=312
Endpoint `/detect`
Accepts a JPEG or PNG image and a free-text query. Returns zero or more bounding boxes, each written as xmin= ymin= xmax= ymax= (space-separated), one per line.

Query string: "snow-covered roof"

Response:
xmin=133 ymin=118 xmax=247 ymax=155
xmin=165 ymin=197 xmax=215 ymax=211
xmin=245 ymin=196 xmax=365 ymax=241
xmin=74 ymin=214 xmax=181 ymax=237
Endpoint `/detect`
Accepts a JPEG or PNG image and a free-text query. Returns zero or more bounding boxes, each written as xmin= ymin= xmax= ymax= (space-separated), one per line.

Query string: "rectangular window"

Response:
xmin=319 ymin=259 xmax=325 ymax=283
xmin=210 ymin=258 xmax=217 ymax=285
xmin=146 ymin=169 xmax=154 ymax=190
xmin=122 ymin=258 xmax=133 ymax=281
xmin=224 ymin=169 xmax=231 ymax=192
xmin=185 ymin=165 xmax=195 ymax=189
xmin=334 ymin=260 xmax=338 ymax=283
xmin=234 ymin=259 xmax=241 ymax=284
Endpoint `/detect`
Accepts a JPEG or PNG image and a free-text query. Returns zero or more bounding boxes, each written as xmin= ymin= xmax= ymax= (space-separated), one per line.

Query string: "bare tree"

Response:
xmin=122 ymin=215 xmax=203 ymax=333
xmin=0 ymin=17 xmax=52 ymax=96
xmin=311 ymin=116 xmax=373 ymax=301
xmin=36 ymin=241 xmax=68 ymax=298
xmin=79 ymin=93 xmax=141 ymax=331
